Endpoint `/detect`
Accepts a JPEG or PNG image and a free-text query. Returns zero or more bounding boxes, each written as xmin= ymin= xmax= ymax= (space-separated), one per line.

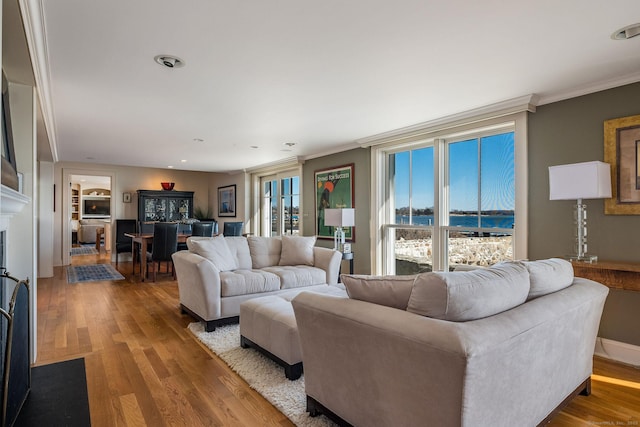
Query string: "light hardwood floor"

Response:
xmin=35 ymin=251 xmax=640 ymax=426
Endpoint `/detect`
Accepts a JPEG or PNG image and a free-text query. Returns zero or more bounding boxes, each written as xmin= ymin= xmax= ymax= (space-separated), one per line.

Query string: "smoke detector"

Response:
xmin=612 ymin=23 xmax=640 ymax=40
xmin=154 ymin=55 xmax=185 ymax=68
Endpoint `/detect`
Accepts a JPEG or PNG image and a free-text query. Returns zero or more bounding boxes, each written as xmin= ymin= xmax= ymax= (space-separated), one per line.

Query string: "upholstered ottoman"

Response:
xmin=240 ymin=285 xmax=347 ymax=380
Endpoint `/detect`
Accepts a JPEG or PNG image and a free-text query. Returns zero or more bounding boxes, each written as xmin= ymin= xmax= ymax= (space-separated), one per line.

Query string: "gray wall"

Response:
xmin=303 ymin=147 xmax=371 ymax=275
xmin=528 ymin=81 xmax=640 ymax=346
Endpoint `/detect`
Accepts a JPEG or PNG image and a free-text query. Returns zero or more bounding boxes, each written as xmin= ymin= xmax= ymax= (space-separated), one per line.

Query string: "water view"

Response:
xmin=396 ymin=214 xmax=514 ymax=229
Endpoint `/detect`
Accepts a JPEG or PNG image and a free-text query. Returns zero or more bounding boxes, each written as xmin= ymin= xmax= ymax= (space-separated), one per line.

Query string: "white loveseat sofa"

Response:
xmin=292 ymin=259 xmax=609 ymax=427
xmin=172 ymin=235 xmax=342 ymax=331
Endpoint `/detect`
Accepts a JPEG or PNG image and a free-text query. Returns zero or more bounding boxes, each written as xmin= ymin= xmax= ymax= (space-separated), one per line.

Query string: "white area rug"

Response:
xmin=188 ymin=322 xmax=336 ymax=427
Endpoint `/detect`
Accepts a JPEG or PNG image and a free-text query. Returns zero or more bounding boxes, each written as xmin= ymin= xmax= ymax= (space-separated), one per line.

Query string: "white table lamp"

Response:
xmin=549 ymin=161 xmax=611 ymax=263
xmin=324 ymin=208 xmax=355 ymax=251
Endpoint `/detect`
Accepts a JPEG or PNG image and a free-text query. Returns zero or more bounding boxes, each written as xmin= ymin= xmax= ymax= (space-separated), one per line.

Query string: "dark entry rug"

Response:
xmin=66 ymin=264 xmax=124 ymax=284
xmin=15 ymin=358 xmax=91 ymax=426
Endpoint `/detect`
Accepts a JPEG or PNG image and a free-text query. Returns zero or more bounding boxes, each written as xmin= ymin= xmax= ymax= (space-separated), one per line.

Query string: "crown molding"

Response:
xmin=18 ymin=0 xmax=59 ymax=162
xmin=356 ymin=94 xmax=539 ymax=148
xmin=537 ymin=72 xmax=640 ymax=106
xmin=301 ymin=141 xmax=362 ymax=161
xmin=242 ymin=156 xmax=303 ymax=174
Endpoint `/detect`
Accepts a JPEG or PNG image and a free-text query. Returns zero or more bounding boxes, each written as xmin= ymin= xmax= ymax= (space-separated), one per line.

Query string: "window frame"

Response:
xmin=251 ymin=163 xmax=303 ymax=237
xmin=371 ymin=113 xmax=528 ymax=274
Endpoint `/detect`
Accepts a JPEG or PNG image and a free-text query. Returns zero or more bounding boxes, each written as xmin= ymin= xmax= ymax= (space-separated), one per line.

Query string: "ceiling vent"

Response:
xmin=154 ymin=55 xmax=185 ymax=68
xmin=612 ymin=23 xmax=640 ymax=40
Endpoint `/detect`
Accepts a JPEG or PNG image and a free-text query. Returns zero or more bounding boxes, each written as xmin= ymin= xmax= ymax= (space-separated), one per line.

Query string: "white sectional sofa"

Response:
xmin=172 ymin=234 xmax=342 ymax=331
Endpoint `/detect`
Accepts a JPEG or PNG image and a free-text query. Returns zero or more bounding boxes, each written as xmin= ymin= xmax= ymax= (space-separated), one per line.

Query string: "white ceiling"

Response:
xmin=19 ymin=0 xmax=640 ymax=172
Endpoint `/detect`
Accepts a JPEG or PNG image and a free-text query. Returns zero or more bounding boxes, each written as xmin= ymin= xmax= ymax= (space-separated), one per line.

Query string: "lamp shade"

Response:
xmin=549 ymin=161 xmax=612 ymax=200
xmin=324 ymin=208 xmax=355 ymax=227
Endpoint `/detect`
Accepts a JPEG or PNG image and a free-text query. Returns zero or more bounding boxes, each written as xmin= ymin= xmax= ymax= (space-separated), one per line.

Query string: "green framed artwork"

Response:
xmin=315 ymin=163 xmax=354 ymax=240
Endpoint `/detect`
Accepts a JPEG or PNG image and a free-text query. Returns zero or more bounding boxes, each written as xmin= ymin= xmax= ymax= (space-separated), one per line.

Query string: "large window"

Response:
xmin=259 ymin=172 xmax=300 ymax=236
xmin=381 ymin=121 xmax=521 ymax=274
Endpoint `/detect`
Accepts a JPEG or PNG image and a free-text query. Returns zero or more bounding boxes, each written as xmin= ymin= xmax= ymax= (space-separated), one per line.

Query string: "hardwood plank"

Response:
xmin=36 ymin=252 xmax=638 ymax=426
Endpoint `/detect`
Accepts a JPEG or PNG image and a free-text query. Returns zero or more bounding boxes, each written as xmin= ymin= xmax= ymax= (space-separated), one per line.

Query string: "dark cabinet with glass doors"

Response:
xmin=137 ymin=190 xmax=194 ymax=223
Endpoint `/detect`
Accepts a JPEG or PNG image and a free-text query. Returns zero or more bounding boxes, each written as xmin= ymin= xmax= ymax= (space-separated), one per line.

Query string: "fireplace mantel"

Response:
xmin=1 ymin=184 xmax=30 ymax=232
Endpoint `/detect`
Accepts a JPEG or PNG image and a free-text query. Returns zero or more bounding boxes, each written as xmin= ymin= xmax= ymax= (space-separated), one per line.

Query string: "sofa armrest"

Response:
xmin=292 ymin=292 xmax=468 ymax=426
xmin=172 ymin=251 xmax=222 ymax=321
xmin=313 ymin=247 xmax=342 ymax=285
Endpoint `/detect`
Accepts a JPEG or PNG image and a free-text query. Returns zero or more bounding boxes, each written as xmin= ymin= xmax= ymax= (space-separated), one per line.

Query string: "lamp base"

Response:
xmin=567 ymin=254 xmax=598 ymax=263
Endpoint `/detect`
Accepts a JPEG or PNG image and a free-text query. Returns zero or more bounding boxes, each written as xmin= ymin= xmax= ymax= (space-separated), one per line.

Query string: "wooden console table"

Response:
xmin=571 ymin=260 xmax=640 ymax=292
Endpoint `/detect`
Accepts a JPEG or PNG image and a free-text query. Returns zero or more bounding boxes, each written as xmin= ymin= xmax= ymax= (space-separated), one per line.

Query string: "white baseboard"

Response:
xmin=594 ymin=337 xmax=640 ymax=367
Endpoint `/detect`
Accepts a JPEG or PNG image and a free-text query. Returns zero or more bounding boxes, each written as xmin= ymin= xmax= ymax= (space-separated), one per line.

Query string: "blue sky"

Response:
xmin=395 ymin=132 xmax=514 ymax=212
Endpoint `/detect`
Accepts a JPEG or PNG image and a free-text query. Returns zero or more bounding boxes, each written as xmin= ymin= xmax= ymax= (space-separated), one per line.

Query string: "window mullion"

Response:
xmin=434 ymin=139 xmax=445 ymax=271
xmin=477 ymin=138 xmax=482 ymax=228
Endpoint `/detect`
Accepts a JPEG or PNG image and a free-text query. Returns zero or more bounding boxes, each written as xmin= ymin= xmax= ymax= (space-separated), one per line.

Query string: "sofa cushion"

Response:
xmin=523 ymin=258 xmax=574 ymax=300
xmin=279 ymin=235 xmax=316 ymax=266
xmin=189 ymin=235 xmax=238 ymax=272
xmin=225 ymin=236 xmax=252 ymax=270
xmin=219 ymin=269 xmax=281 ymax=297
xmin=342 ymin=274 xmax=416 ymax=310
xmin=248 ymin=236 xmax=282 ymax=269
xmin=262 ymin=266 xmax=327 ymax=289
xmin=407 ymin=262 xmax=530 ymax=321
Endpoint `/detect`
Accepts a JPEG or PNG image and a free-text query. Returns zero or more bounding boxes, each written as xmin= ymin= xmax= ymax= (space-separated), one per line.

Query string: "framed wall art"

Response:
xmin=315 ymin=163 xmax=354 ymax=239
xmin=604 ymin=114 xmax=640 ymax=214
xmin=218 ymin=184 xmax=237 ymax=217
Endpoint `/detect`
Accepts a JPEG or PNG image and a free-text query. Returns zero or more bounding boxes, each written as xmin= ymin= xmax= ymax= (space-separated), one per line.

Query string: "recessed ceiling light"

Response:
xmin=193 ymin=138 xmax=204 ymax=143
xmin=612 ymin=23 xmax=640 ymax=40
xmin=181 ymin=159 xmax=187 ymax=163
xmin=168 ymin=165 xmax=174 ymax=169
xmin=283 ymin=142 xmax=297 ymax=147
xmin=250 ymin=145 xmax=259 ymax=149
xmin=86 ymin=156 xmax=95 ymax=160
xmin=154 ymin=55 xmax=186 ymax=68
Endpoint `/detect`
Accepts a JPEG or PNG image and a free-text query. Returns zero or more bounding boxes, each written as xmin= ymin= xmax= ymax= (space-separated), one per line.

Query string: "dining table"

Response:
xmin=125 ymin=232 xmax=191 ymax=282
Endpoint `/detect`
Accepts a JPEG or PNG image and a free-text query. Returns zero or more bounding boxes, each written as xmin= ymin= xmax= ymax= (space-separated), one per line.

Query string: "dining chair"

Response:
xmin=177 ymin=223 xmax=192 ymax=251
xmin=139 ymin=221 xmax=155 ymax=233
xmin=223 ymin=221 xmax=244 ymax=236
xmin=115 ymin=219 xmax=137 ymax=266
xmin=148 ymin=222 xmax=179 ymax=282
xmin=192 ymin=222 xmax=215 ymax=237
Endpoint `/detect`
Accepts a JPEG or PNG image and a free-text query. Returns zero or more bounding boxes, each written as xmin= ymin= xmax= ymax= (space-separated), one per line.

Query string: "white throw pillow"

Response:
xmin=190 ymin=235 xmax=238 ymax=272
xmin=247 ymin=236 xmax=282 ymax=269
xmin=407 ymin=262 xmax=530 ymax=321
xmin=279 ymin=235 xmax=316 ymax=266
xmin=523 ymin=258 xmax=574 ymax=300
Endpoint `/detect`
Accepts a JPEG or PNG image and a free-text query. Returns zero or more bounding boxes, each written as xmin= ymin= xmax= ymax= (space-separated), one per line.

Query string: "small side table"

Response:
xmin=342 ymin=252 xmax=354 ymax=275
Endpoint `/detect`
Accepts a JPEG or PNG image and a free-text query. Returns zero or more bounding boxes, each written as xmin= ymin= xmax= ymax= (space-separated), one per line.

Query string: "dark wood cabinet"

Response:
xmin=137 ymin=190 xmax=194 ymax=223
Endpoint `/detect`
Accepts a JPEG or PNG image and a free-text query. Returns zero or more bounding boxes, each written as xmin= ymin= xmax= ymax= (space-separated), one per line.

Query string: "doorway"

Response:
xmin=62 ymin=169 xmax=115 ymax=266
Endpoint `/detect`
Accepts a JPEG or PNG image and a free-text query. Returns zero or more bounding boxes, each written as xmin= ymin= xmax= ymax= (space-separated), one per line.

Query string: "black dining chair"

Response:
xmin=115 ymin=219 xmax=137 ymax=266
xmin=135 ymin=221 xmax=156 ymax=272
xmin=223 ymin=221 xmax=244 ymax=236
xmin=192 ymin=222 xmax=215 ymax=237
xmin=177 ymin=223 xmax=192 ymax=251
xmin=139 ymin=221 xmax=155 ymax=234
xmin=148 ymin=222 xmax=179 ymax=282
